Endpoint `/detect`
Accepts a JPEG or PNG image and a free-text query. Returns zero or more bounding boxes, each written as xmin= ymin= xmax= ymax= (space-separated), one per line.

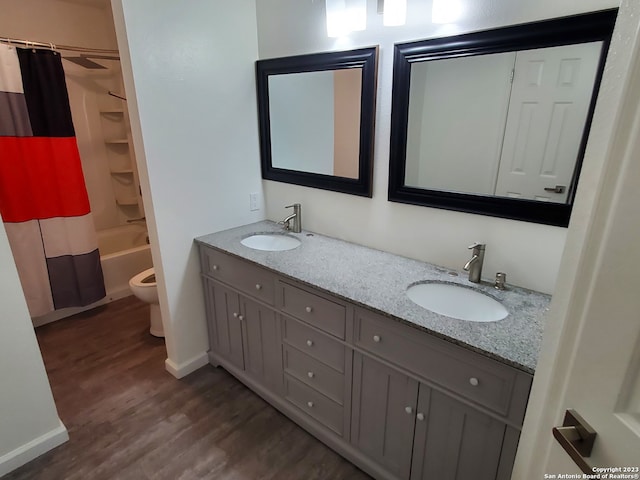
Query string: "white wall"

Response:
xmin=0 ymin=220 xmax=67 ymax=476
xmin=256 ymin=0 xmax=618 ymax=294
xmin=111 ymin=0 xmax=264 ymax=377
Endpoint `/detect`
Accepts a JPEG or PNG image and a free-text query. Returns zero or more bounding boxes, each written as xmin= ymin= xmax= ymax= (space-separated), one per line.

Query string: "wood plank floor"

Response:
xmin=5 ymin=296 xmax=371 ymax=480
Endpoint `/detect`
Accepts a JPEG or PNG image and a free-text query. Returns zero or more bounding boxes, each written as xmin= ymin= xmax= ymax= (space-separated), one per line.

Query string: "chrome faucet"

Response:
xmin=464 ymin=243 xmax=485 ymax=283
xmin=278 ymin=203 xmax=302 ymax=233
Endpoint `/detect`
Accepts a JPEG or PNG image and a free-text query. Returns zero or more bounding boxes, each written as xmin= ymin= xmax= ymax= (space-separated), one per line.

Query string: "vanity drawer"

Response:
xmin=283 ymin=345 xmax=344 ymax=405
xmin=355 ymin=309 xmax=518 ymax=417
xmin=282 ymin=317 xmax=345 ymax=373
xmin=279 ymin=282 xmax=346 ymax=339
xmin=200 ymin=247 xmax=275 ymax=305
xmin=284 ymin=374 xmax=344 ymax=436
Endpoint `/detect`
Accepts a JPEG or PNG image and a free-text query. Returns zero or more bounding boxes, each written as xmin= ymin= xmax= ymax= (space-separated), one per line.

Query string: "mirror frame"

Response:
xmin=256 ymin=47 xmax=378 ymax=197
xmin=388 ymin=10 xmax=617 ymax=226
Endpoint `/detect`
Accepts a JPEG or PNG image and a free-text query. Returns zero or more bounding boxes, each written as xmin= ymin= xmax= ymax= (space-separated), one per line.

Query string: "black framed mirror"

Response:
xmin=388 ymin=10 xmax=617 ymax=226
xmin=257 ymin=47 xmax=378 ymax=197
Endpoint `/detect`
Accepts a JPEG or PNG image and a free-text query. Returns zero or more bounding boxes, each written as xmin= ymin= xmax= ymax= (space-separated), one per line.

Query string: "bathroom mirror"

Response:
xmin=257 ymin=46 xmax=378 ymax=197
xmin=388 ymin=10 xmax=617 ymax=226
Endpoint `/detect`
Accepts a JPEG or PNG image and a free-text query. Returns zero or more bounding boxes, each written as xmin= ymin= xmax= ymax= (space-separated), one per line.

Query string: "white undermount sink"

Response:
xmin=240 ymin=233 xmax=301 ymax=252
xmin=407 ymin=282 xmax=508 ymax=322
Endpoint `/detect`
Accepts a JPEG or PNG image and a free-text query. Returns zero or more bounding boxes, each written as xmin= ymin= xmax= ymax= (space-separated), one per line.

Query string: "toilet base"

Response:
xmin=149 ymin=304 xmax=164 ymax=338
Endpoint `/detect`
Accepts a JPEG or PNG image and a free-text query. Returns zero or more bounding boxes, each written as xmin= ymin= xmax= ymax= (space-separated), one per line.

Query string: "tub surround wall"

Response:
xmin=111 ymin=0 xmax=265 ymax=378
xmin=257 ymin=0 xmax=618 ymax=295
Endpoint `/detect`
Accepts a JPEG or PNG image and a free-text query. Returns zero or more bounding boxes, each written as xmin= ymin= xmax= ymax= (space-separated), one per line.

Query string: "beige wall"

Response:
xmin=333 ymin=69 xmax=362 ymax=179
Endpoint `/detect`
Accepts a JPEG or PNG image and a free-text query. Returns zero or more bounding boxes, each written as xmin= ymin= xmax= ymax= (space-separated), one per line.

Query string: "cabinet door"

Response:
xmin=411 ymin=387 xmax=505 ymax=480
xmin=207 ymin=280 xmax=244 ymax=369
xmin=351 ymin=353 xmax=418 ymax=480
xmin=240 ymin=296 xmax=282 ymax=392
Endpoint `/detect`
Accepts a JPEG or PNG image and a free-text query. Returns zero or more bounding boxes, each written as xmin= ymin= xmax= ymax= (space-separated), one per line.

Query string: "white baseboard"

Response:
xmin=0 ymin=419 xmax=68 ymax=477
xmin=164 ymin=351 xmax=209 ymax=379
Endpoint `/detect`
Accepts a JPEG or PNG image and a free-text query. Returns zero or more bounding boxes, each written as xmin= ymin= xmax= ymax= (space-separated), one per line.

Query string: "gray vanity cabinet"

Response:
xmin=352 ymin=352 xmax=508 ymax=480
xmin=205 ymin=278 xmax=244 ymax=369
xmin=410 ymin=389 xmax=505 ymax=480
xmin=204 ymin=277 xmax=282 ymax=392
xmin=239 ymin=296 xmax=282 ymax=392
xmin=351 ymin=353 xmax=419 ymax=480
xmin=198 ymin=244 xmax=533 ymax=480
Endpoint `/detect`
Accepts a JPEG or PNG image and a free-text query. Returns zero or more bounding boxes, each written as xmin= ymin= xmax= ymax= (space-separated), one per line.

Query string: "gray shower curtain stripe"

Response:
xmin=0 ymin=44 xmax=106 ymax=317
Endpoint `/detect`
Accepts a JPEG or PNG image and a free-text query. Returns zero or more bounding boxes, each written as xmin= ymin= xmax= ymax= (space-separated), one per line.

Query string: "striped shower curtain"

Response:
xmin=0 ymin=44 xmax=105 ymax=317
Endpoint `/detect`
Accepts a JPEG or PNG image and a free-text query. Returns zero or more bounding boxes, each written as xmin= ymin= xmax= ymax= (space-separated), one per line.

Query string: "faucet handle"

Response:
xmin=285 ymin=203 xmax=300 ymax=209
xmin=468 ymin=242 xmax=485 ymax=250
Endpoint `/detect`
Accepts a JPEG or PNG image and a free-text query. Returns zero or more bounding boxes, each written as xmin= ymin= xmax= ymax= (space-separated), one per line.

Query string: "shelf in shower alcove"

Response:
xmin=116 ymin=197 xmax=139 ymax=206
xmin=110 ymin=168 xmax=134 ymax=175
xmin=100 ymin=109 xmax=124 ymax=115
xmin=105 ymin=139 xmax=129 ymax=144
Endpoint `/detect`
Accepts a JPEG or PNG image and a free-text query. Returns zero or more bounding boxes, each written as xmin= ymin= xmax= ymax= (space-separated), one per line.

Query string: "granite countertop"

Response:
xmin=196 ymin=221 xmax=550 ymax=374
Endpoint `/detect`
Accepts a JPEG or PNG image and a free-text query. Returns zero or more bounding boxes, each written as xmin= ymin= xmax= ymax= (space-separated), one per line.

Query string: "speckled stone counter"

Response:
xmin=196 ymin=221 xmax=550 ymax=374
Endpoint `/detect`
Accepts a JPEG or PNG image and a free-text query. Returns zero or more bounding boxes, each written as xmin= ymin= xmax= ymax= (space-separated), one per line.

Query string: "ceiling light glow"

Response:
xmin=326 ymin=0 xmax=367 ymax=38
xmin=383 ymin=0 xmax=407 ymax=27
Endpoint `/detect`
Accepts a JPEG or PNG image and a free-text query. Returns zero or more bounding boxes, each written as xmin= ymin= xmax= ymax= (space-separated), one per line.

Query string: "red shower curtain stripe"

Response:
xmin=0 ymin=44 xmax=105 ymax=317
xmin=0 ymin=136 xmax=91 ymax=222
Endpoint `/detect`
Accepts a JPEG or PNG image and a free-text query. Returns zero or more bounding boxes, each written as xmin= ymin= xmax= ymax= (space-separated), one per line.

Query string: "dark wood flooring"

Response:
xmin=5 ymin=296 xmax=370 ymax=480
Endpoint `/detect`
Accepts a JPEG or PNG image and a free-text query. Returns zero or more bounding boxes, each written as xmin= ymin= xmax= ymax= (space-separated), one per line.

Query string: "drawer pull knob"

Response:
xmin=405 ymin=406 xmax=413 ymax=414
xmin=212 ymin=265 xmax=219 ymax=271
xmin=238 ymin=315 xmax=244 ymax=321
xmin=305 ymin=306 xmax=313 ymax=313
xmin=306 ymin=340 xmax=314 ymax=347
xmin=416 ymin=413 xmax=425 ymax=421
xmin=469 ymin=377 xmax=479 ymax=387
xmin=373 ymin=335 xmax=381 ymax=343
xmin=255 ymin=284 xmax=262 ymax=290
xmin=232 ymin=312 xmax=238 ymax=318
xmin=307 ymin=371 xmax=315 ymax=378
xmin=307 ymin=401 xmax=314 ymax=408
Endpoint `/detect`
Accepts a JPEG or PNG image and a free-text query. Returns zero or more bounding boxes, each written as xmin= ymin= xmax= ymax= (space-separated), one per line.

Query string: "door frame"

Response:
xmin=513 ymin=1 xmax=640 ymax=476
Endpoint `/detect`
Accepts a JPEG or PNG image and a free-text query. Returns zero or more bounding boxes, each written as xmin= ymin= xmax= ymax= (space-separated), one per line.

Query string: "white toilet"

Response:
xmin=129 ymin=267 xmax=164 ymax=337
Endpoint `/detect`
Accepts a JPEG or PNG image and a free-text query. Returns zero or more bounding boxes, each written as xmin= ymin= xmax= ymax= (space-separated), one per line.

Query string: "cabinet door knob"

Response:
xmin=212 ymin=264 xmax=219 ymax=271
xmin=416 ymin=413 xmax=425 ymax=421
xmin=306 ymin=340 xmax=314 ymax=347
xmin=307 ymin=401 xmax=314 ymax=408
xmin=405 ymin=406 xmax=413 ymax=414
xmin=305 ymin=306 xmax=313 ymax=313
xmin=238 ymin=315 xmax=244 ymax=321
xmin=469 ymin=377 xmax=479 ymax=387
xmin=255 ymin=283 xmax=262 ymax=290
xmin=307 ymin=371 xmax=315 ymax=378
xmin=373 ymin=335 xmax=381 ymax=343
xmin=232 ymin=312 xmax=238 ymax=318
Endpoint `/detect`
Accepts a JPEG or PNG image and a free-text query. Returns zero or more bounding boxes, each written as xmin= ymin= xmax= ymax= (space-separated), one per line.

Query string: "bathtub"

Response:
xmin=33 ymin=224 xmax=153 ymax=327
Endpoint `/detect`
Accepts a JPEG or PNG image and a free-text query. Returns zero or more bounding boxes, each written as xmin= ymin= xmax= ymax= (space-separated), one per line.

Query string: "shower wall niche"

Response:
xmin=64 ymin=57 xmax=144 ymax=231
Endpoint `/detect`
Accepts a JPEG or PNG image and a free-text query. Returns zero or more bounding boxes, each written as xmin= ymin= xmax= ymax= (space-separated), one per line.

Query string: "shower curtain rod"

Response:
xmin=0 ymin=35 xmax=118 ymax=55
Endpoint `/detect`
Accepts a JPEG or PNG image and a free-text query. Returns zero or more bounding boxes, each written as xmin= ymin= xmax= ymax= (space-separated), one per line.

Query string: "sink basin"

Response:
xmin=240 ymin=233 xmax=301 ymax=252
xmin=407 ymin=282 xmax=508 ymax=322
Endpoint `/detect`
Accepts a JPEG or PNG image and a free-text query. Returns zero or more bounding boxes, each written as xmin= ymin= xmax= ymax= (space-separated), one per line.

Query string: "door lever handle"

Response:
xmin=552 ymin=409 xmax=597 ymax=474
xmin=544 ymin=185 xmax=566 ymax=194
